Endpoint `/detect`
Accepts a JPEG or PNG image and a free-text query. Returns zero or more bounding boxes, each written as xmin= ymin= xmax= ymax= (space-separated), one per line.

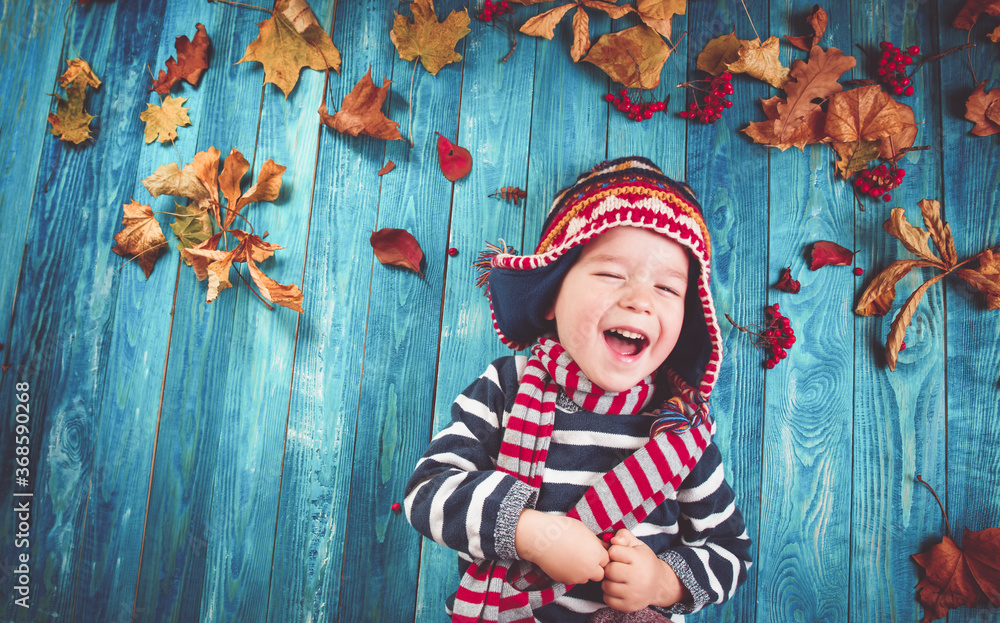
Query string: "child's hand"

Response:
xmin=514 ymin=509 xmax=609 ymax=585
xmin=602 ymin=529 xmax=688 ymax=612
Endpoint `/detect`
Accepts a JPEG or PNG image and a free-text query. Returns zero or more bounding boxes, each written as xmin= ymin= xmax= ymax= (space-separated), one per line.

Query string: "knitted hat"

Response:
xmin=478 ymin=156 xmax=722 ymax=405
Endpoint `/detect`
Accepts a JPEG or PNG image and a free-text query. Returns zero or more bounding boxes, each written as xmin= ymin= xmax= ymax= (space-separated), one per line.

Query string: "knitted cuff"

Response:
xmin=651 ymin=550 xmax=710 ymax=615
xmin=494 ymin=480 xmax=537 ymax=560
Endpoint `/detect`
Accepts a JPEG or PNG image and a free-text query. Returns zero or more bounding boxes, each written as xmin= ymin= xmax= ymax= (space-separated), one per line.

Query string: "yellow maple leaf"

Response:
xmin=47 ymin=58 xmax=101 ymax=144
xmin=238 ymin=0 xmax=341 ymax=98
xmin=726 ymin=36 xmax=790 ymax=89
xmin=140 ymin=95 xmax=191 ymax=144
xmin=112 ymin=200 xmax=168 ymax=279
xmin=390 ymin=0 xmax=471 ymax=76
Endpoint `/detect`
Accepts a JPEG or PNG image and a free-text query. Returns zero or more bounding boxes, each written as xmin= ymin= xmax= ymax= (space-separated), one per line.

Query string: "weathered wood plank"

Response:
xmin=0 ymin=0 xmax=66 ymax=361
xmin=0 ymin=0 xmax=169 ymax=619
xmin=335 ymin=1 xmax=469 ymax=620
xmin=414 ymin=10 xmax=539 ymax=619
xmin=132 ymin=1 xmax=270 ymax=620
xmin=936 ymin=2 xmax=1000 ymax=621
xmin=266 ymin=1 xmax=402 ymax=620
xmin=849 ymin=2 xmax=948 ymax=621
xmin=752 ymin=1 xmax=853 ymax=620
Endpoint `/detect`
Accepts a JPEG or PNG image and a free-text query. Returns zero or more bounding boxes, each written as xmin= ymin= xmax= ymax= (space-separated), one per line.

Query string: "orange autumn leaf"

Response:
xmin=635 ymin=0 xmax=685 ymax=40
xmin=743 ymin=95 xmax=827 ymax=151
xmin=776 ymin=46 xmax=856 ymax=138
xmin=151 ymin=23 xmax=210 ymax=95
xmin=990 ymin=25 xmax=1000 ymax=42
xmin=390 ymin=0 xmax=471 ymax=75
xmin=785 ymin=4 xmax=828 ymax=51
xmin=238 ymin=0 xmax=342 ymax=98
xmin=726 ymin=36 xmax=790 ymax=89
xmin=520 ymin=1 xmax=634 ymax=62
xmin=378 ymin=161 xmax=395 ymax=176
xmin=855 ymin=259 xmax=939 ymax=317
xmin=918 ymin=199 xmax=957 ymax=266
xmin=965 ymin=81 xmax=1000 ymax=137
xmin=370 ymin=228 xmax=425 ymax=277
xmin=953 ymin=0 xmax=1000 ymax=29
xmin=883 ymin=206 xmax=942 ymax=265
xmin=956 ymin=249 xmax=1000 ymax=310
xmin=113 ymin=200 xmax=168 ymax=279
xmin=319 ymin=67 xmax=404 ymax=141
xmin=825 ymin=84 xmax=915 ymax=144
xmin=583 ymin=24 xmax=671 ymax=89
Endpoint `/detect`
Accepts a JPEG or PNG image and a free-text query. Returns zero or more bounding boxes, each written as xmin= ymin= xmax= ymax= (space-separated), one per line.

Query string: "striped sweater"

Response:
xmin=405 ymin=356 xmax=751 ymax=622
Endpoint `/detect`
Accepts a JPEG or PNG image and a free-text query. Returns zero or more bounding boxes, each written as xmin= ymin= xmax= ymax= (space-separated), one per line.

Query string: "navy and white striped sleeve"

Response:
xmin=404 ymin=356 xmax=535 ymax=561
xmin=655 ymin=443 xmax=752 ymax=614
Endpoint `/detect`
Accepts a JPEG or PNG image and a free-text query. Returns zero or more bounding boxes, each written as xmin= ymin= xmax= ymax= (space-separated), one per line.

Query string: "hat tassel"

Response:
xmin=474 ymin=239 xmax=517 ymax=292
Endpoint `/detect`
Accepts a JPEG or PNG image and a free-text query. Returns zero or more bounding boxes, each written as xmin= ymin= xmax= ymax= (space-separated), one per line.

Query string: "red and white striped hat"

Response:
xmin=478 ymin=156 xmax=722 ymax=405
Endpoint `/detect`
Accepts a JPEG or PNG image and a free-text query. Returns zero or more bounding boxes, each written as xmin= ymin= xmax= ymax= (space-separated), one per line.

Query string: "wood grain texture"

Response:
xmin=415 ymin=9 xmax=540 ymax=619
xmin=936 ymin=1 xmax=1000 ymax=621
xmin=849 ymin=2 xmax=949 ymax=622
xmin=754 ymin=1 xmax=854 ymax=620
xmin=131 ymin=2 xmax=269 ymax=620
xmin=266 ymin=0 xmax=395 ymax=620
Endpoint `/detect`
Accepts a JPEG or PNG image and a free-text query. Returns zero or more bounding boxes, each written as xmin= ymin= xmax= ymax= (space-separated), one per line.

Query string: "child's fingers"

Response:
xmin=610 ymin=528 xmax=638 ymax=547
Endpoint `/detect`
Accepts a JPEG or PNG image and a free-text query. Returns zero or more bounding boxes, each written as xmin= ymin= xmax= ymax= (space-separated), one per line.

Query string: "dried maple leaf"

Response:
xmin=151 ymin=23 xmax=210 ymax=95
xmin=696 ymin=32 xmax=741 ymax=75
xmin=635 ymin=0 xmax=685 ymax=40
xmin=371 ymin=228 xmax=425 ymax=277
xmin=953 ymin=0 xmax=1000 ymax=29
xmin=825 ymin=84 xmax=915 ymax=144
xmin=809 ymin=240 xmax=855 ymax=270
xmin=775 ymin=267 xmax=801 ymax=293
xmin=238 ymin=0 xmax=342 ymax=98
xmin=831 ymin=140 xmax=881 ymax=178
xmin=743 ymin=95 xmax=826 ymax=152
xmin=726 ymin=36 xmax=790 ymax=89
xmin=140 ymin=95 xmax=191 ymax=144
xmin=436 ymin=133 xmax=472 ymax=181
xmin=48 ymin=58 xmax=101 ymax=144
xmin=390 ymin=0 xmax=471 ymax=76
xmin=583 ymin=24 xmax=671 ymax=89
xmin=963 ymin=527 xmax=1000 ymax=605
xmin=169 ymin=200 xmax=214 ymax=251
xmin=520 ymin=1 xmax=635 ymax=63
xmin=785 ymin=5 xmax=828 ymax=51
xmin=318 ymin=67 xmax=403 ymax=141
xmin=965 ymin=81 xmax=1000 ymax=137
xmin=113 ymin=200 xmax=167 ymax=279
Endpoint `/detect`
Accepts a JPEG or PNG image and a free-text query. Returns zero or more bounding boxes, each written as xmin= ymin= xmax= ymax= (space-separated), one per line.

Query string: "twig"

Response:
xmin=739 ymin=0 xmax=760 ymax=42
xmin=208 ymin=0 xmax=272 ymax=13
xmin=916 ymin=475 xmax=951 ymax=538
xmin=907 ymin=42 xmax=975 ymax=79
xmin=408 ymin=58 xmax=418 ymax=148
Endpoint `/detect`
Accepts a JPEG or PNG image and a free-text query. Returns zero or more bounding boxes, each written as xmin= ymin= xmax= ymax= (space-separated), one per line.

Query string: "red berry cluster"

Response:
xmin=853 ymin=163 xmax=906 ymax=202
xmin=679 ymin=73 xmax=734 ymax=124
xmin=876 ymin=41 xmax=919 ymax=97
xmin=761 ymin=304 xmax=796 ymax=369
xmin=479 ymin=0 xmax=510 ymax=21
xmin=603 ymin=88 xmax=668 ymax=122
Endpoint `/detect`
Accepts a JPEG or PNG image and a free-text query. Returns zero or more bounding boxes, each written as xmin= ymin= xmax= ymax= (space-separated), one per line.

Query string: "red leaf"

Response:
xmin=436 ymin=132 xmax=472 ymax=181
xmin=808 ymin=240 xmax=855 ymax=270
xmin=963 ymin=527 xmax=1000 ymax=606
xmin=152 ymin=23 xmax=211 ymax=95
xmin=370 ymin=228 xmax=425 ymax=277
xmin=775 ymin=267 xmax=801 ymax=293
xmin=912 ymin=536 xmax=989 ymax=622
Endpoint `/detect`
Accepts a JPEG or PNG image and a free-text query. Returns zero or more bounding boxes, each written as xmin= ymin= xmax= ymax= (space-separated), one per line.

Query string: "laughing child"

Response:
xmin=405 ymin=157 xmax=751 ymax=622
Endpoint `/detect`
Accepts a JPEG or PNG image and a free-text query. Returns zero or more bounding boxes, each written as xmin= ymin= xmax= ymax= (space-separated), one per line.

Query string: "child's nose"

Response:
xmin=619 ymin=284 xmax=653 ymax=313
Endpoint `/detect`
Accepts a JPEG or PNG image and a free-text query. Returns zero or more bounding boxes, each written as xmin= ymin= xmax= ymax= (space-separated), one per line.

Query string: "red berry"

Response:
xmin=854 ymin=267 xmax=863 ymax=276
xmin=882 ymin=193 xmax=892 ymax=202
xmin=894 ymin=86 xmax=905 ymax=95
xmin=904 ymin=86 xmax=914 ymax=96
xmin=900 ymin=341 xmax=907 ymax=350
xmin=765 ymin=360 xmax=776 ymax=369
xmin=908 ymin=46 xmax=920 ymax=55
xmin=448 ymin=247 xmax=458 ymax=256
xmin=880 ymin=41 xmax=892 ymax=49
xmin=644 ymin=109 xmax=653 ymax=119
xmin=391 ymin=502 xmax=402 ymax=513
xmin=604 ymin=93 xmax=614 ymax=102
xmin=482 ymin=11 xmax=492 ymax=20
xmin=620 ymin=88 xmax=628 ymax=97
xmin=897 ymin=168 xmax=906 ymax=177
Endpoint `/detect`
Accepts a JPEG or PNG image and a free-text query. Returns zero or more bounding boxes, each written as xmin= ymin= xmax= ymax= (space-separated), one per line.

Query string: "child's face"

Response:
xmin=545 ymin=226 xmax=689 ymax=393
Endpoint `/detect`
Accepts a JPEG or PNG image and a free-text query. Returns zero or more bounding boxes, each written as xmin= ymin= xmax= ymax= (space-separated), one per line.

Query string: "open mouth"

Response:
xmin=604 ymin=328 xmax=649 ymax=357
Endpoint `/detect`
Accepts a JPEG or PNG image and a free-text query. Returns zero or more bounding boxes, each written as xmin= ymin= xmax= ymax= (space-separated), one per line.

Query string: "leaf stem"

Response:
xmin=232 ymin=263 xmax=274 ymax=310
xmin=916 ymin=475 xmax=951 ymax=538
xmin=408 ymin=58 xmax=418 ymax=148
xmin=739 ymin=0 xmax=760 ymax=42
xmin=207 ymin=0 xmax=272 ymax=13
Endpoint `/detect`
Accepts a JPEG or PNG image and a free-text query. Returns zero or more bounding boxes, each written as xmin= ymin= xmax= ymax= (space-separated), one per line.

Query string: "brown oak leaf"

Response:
xmin=319 ymin=67 xmax=404 ymax=141
xmin=776 ymin=46 xmax=856 ymax=139
xmin=113 ymin=200 xmax=167 ymax=279
xmin=696 ymin=32 xmax=741 ymax=75
xmin=583 ymin=24 xmax=671 ymax=89
xmin=785 ymin=5 xmax=828 ymax=51
xmin=371 ymin=228 xmax=425 ymax=277
xmin=47 ymin=58 xmax=101 ymax=144
xmin=237 ymin=0 xmax=342 ymax=98
xmin=726 ymin=36 xmax=790 ymax=89
xmin=151 ymin=23 xmax=210 ymax=95
xmin=953 ymin=0 xmax=1000 ymax=29
xmin=825 ymin=84 xmax=915 ymax=144
xmin=390 ymin=0 xmax=471 ymax=75
xmin=140 ymin=95 xmax=191 ymax=144
xmin=965 ymin=81 xmax=1000 ymax=137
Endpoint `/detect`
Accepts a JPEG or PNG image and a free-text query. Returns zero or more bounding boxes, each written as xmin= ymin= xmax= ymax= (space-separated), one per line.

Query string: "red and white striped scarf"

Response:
xmin=452 ymin=337 xmax=713 ymax=623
